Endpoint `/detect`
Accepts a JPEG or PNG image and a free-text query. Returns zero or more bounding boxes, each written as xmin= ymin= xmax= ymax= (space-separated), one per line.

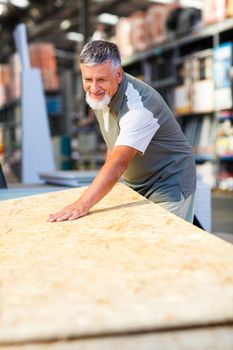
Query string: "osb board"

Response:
xmin=1 ymin=183 xmax=233 ymax=345
xmin=1 ymin=326 xmax=233 ymax=350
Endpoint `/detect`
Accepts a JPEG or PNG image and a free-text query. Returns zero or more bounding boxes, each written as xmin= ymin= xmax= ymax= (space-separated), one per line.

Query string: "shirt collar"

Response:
xmin=108 ymin=72 xmax=127 ymax=113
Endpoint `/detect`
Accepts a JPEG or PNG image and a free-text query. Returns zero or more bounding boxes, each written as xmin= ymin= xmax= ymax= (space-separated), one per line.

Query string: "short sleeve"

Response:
xmin=114 ymin=108 xmax=160 ymax=154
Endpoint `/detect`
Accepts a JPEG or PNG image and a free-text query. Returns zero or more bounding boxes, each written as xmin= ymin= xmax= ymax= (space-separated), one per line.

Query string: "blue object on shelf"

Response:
xmin=46 ymin=95 xmax=63 ymax=115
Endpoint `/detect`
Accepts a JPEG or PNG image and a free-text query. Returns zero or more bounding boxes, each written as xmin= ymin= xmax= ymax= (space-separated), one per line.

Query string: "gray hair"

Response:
xmin=80 ymin=40 xmax=121 ymax=69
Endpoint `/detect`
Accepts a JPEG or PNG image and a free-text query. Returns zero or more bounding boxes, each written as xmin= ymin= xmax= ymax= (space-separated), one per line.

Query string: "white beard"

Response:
xmin=86 ymin=92 xmax=111 ymax=110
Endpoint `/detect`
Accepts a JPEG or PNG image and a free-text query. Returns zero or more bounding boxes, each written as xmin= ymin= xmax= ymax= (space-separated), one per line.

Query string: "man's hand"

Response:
xmin=48 ymin=146 xmax=137 ymax=223
xmin=48 ymin=201 xmax=89 ymax=222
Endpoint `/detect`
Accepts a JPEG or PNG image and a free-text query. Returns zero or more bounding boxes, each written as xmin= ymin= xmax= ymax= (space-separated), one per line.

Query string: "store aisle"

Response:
xmin=212 ymin=192 xmax=233 ymax=244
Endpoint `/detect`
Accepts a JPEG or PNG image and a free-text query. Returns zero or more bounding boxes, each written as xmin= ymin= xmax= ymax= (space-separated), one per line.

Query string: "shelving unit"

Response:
xmin=0 ymin=2 xmax=233 ymax=189
xmin=122 ymin=17 xmax=233 ymax=190
xmin=0 ymin=89 xmax=65 ymax=180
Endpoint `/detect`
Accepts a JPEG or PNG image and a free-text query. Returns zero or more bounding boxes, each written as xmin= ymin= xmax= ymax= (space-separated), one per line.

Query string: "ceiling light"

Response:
xmin=0 ymin=3 xmax=8 ymax=16
xmin=60 ymin=19 xmax=71 ymax=30
xmin=179 ymin=0 xmax=202 ymax=9
xmin=98 ymin=13 xmax=119 ymax=25
xmin=148 ymin=0 xmax=174 ymax=3
xmin=10 ymin=0 xmax=29 ymax=8
xmin=67 ymin=32 xmax=84 ymax=42
xmin=55 ymin=0 xmax=63 ymax=6
xmin=149 ymin=0 xmax=202 ymax=8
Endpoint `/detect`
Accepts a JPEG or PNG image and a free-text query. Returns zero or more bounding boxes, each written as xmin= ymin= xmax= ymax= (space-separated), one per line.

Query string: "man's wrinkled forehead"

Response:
xmin=80 ymin=61 xmax=118 ymax=76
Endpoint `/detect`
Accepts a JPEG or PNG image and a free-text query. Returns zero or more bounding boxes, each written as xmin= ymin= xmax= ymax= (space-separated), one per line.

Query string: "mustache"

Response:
xmin=87 ymin=90 xmax=103 ymax=95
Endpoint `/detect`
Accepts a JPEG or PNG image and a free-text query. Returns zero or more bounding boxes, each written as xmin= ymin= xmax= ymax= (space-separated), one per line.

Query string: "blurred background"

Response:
xmin=0 ymin=0 xmax=233 ymax=238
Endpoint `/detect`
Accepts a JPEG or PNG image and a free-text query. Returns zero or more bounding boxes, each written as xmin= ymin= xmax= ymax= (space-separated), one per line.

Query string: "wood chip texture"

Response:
xmin=0 ymin=184 xmax=233 ymax=345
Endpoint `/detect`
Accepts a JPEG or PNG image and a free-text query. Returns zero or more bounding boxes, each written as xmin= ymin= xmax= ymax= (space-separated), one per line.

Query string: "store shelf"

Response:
xmin=219 ymin=155 xmax=233 ymax=161
xmin=122 ymin=17 xmax=233 ymax=67
xmin=0 ymin=100 xmax=19 ymax=121
xmin=176 ymin=111 xmax=215 ymax=118
xmin=122 ymin=16 xmax=233 ymax=190
xmin=151 ymin=77 xmax=176 ymax=89
xmin=195 ymin=155 xmax=213 ymax=163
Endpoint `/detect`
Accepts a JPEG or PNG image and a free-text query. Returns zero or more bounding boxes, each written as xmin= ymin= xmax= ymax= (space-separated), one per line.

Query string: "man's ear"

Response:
xmin=117 ymin=67 xmax=123 ymax=83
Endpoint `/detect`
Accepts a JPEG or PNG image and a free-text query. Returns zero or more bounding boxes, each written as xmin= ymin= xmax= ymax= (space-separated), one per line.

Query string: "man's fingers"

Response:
xmin=48 ymin=211 xmax=69 ymax=222
xmin=48 ymin=215 xmax=59 ymax=222
xmin=48 ymin=210 xmax=82 ymax=222
xmin=68 ymin=211 xmax=82 ymax=221
xmin=56 ymin=211 xmax=73 ymax=222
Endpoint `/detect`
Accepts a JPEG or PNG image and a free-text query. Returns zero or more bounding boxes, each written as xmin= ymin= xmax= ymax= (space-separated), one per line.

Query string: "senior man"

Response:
xmin=48 ymin=40 xmax=196 ymax=223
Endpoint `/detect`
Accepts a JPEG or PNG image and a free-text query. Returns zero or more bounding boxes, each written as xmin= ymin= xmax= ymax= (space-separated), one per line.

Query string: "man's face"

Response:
xmin=80 ymin=61 xmax=122 ymax=109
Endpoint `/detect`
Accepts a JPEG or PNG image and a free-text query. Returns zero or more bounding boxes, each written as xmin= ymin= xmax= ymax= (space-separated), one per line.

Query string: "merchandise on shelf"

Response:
xmin=192 ymin=49 xmax=213 ymax=81
xmin=174 ymin=85 xmax=192 ymax=115
xmin=29 ymin=43 xmax=59 ymax=91
xmin=218 ymin=162 xmax=233 ymax=190
xmin=117 ymin=0 xmax=233 ymax=60
xmin=175 ymin=49 xmax=214 ymax=115
xmin=9 ymin=53 xmax=21 ymax=101
xmin=216 ymin=119 xmax=233 ymax=157
xmin=203 ymin=0 xmax=226 ymax=25
xmin=165 ymin=6 xmax=201 ymax=37
xmin=52 ymin=135 xmax=72 ymax=170
xmin=0 ymin=64 xmax=10 ymax=107
xmin=226 ymin=0 xmax=233 ymax=17
xmin=0 ymin=126 xmax=3 ymax=162
xmin=192 ymin=79 xmax=215 ymax=113
xmin=115 ymin=17 xmax=134 ymax=58
xmin=77 ymin=127 xmax=98 ymax=156
xmin=197 ymin=115 xmax=216 ymax=157
xmin=130 ymin=11 xmax=148 ymax=53
xmin=190 ymin=50 xmax=214 ymax=114
xmin=116 ymin=4 xmax=194 ymax=59
xmin=175 ymin=59 xmax=193 ymax=114
xmin=217 ymin=110 xmax=233 ymax=121
xmin=146 ymin=4 xmax=171 ymax=45
xmin=196 ymin=162 xmax=216 ymax=188
xmin=3 ymin=42 xmax=59 ymax=104
xmin=45 ymin=95 xmax=63 ymax=115
xmin=213 ymin=42 xmax=233 ymax=111
xmin=180 ymin=114 xmax=216 ymax=161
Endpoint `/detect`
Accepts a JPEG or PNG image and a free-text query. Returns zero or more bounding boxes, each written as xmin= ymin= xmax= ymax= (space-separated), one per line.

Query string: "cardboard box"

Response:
xmin=192 ymin=79 xmax=215 ymax=113
xmin=174 ymin=84 xmax=192 ymax=115
xmin=146 ymin=5 xmax=168 ymax=45
xmin=130 ymin=11 xmax=148 ymax=53
xmin=115 ymin=17 xmax=134 ymax=58
xmin=203 ymin=0 xmax=226 ymax=25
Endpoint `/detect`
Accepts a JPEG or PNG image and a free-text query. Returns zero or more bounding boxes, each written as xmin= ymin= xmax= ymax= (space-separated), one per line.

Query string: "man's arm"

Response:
xmin=48 ymin=146 xmax=137 ymax=222
xmin=105 ymin=148 xmax=111 ymax=162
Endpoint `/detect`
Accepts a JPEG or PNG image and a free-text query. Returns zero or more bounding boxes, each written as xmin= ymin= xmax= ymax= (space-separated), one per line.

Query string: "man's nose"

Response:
xmin=90 ymin=81 xmax=99 ymax=92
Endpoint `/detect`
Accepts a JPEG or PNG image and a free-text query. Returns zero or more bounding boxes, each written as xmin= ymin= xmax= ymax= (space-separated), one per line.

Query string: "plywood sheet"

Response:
xmin=1 ymin=183 xmax=233 ymax=345
xmin=1 ymin=326 xmax=233 ymax=350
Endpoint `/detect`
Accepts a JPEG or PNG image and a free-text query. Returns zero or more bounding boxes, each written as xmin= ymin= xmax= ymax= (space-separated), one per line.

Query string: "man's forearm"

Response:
xmin=48 ymin=146 xmax=137 ymax=222
xmin=75 ymin=154 xmax=127 ymax=211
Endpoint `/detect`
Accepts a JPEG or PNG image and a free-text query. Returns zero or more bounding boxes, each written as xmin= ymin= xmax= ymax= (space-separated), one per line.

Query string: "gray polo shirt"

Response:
xmin=94 ymin=73 xmax=196 ymax=203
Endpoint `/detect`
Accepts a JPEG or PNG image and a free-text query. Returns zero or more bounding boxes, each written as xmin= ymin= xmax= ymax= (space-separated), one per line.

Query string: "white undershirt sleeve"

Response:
xmin=114 ymin=109 xmax=160 ymax=154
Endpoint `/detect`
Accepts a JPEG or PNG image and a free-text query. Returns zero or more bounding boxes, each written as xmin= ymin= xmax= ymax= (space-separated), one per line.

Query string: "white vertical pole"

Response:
xmin=13 ymin=24 xmax=55 ymax=183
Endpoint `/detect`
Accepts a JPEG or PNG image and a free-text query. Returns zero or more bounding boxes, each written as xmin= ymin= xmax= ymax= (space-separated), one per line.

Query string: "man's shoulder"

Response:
xmin=124 ymin=73 xmax=165 ymax=112
xmin=125 ymin=73 xmax=160 ymax=98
